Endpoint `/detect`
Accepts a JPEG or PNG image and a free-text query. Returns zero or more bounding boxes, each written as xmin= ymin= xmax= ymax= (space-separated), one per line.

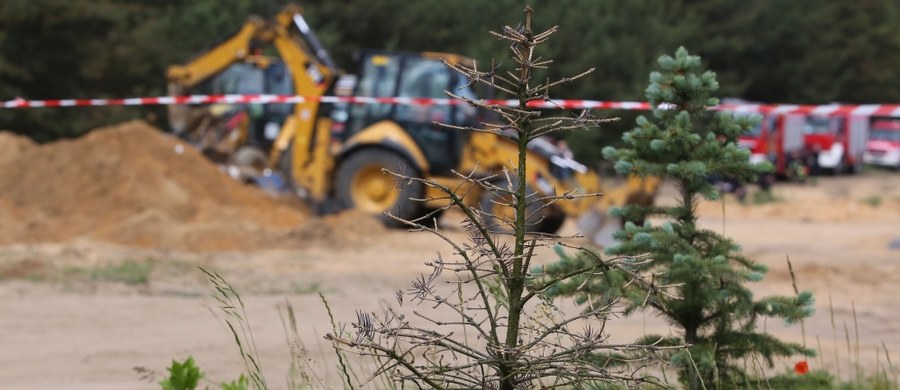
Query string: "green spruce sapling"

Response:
xmin=541 ymin=47 xmax=815 ymax=389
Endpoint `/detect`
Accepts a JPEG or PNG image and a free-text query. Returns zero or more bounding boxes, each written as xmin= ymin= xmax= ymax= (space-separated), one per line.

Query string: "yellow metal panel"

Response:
xmin=166 ymin=19 xmax=263 ymax=87
xmin=421 ymin=176 xmax=477 ymax=209
xmin=291 ymin=116 xmax=335 ymax=201
xmin=421 ymin=51 xmax=475 ymax=67
xmin=371 ymin=55 xmax=392 ymax=66
xmin=458 ymin=132 xmax=614 ymax=218
xmin=595 ymin=175 xmax=660 ymax=211
xmin=342 ymin=121 xmax=430 ymax=172
xmin=268 ymin=115 xmax=297 ymax=167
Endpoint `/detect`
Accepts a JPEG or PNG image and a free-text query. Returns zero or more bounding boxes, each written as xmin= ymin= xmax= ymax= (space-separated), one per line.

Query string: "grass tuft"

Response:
xmin=202 ymin=267 xmax=267 ymax=390
xmin=89 ymin=260 xmax=155 ymax=285
xmin=861 ymin=195 xmax=882 ymax=208
xmin=752 ymin=189 xmax=782 ymax=205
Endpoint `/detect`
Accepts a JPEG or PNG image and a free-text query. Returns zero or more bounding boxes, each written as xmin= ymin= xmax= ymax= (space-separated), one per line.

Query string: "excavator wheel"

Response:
xmin=534 ymin=210 xmax=566 ymax=234
xmin=420 ymin=208 xmax=445 ymax=229
xmin=479 ymin=179 xmax=543 ymax=233
xmin=334 ymin=149 xmax=423 ymax=228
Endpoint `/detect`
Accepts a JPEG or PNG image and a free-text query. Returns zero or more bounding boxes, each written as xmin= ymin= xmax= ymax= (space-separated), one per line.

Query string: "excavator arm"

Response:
xmin=167 ymin=18 xmax=264 ymax=89
xmin=167 ymin=5 xmax=339 ymax=204
xmin=166 ymin=5 xmax=335 ymax=89
xmin=267 ymin=8 xmax=338 ymax=203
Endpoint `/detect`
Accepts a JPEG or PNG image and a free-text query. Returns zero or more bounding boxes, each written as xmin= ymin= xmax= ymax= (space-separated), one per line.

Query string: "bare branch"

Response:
xmin=328 ymin=6 xmax=675 ymax=389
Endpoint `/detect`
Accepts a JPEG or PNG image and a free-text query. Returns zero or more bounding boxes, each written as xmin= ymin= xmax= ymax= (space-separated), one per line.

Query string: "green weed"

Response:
xmin=220 ymin=374 xmax=248 ymax=390
xmin=146 ymin=356 xmax=250 ymax=390
xmin=861 ymin=195 xmax=882 ymax=208
xmin=160 ymin=357 xmax=203 ymax=390
xmin=88 ymin=260 xmax=155 ymax=285
xmin=752 ymin=189 xmax=782 ymax=205
xmin=1 ymin=258 xmax=155 ymax=285
xmin=765 ymin=369 xmax=835 ymax=389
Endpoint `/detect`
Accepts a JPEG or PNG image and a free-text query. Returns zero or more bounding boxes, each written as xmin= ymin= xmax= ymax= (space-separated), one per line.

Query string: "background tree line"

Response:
xmin=2 ymin=0 xmax=899 ymax=163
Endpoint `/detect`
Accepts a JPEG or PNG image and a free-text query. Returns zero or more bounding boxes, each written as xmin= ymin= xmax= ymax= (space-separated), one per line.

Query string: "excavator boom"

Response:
xmin=167 ymin=5 xmax=338 ymax=204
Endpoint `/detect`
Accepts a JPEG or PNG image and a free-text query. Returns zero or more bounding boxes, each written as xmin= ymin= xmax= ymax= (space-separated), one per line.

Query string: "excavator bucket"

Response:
xmin=576 ymin=208 xmax=618 ymax=247
xmin=577 ymin=175 xmax=661 ymax=247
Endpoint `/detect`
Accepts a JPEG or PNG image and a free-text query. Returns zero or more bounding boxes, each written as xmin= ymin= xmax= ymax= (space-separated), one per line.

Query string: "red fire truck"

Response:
xmin=798 ymin=113 xmax=869 ymax=174
xmin=738 ymin=111 xmax=809 ymax=178
xmin=864 ymin=116 xmax=900 ymax=170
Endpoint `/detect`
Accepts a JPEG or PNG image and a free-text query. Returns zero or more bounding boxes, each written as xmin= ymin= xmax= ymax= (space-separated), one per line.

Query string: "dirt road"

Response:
xmin=1 ymin=171 xmax=898 ymax=389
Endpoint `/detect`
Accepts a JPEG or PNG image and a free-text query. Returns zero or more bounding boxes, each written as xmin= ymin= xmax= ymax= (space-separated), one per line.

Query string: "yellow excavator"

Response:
xmin=166 ymin=5 xmax=657 ymax=233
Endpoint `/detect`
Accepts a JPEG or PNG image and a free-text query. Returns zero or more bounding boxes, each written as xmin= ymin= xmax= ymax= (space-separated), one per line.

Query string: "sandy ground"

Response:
xmin=1 ymin=171 xmax=898 ymax=389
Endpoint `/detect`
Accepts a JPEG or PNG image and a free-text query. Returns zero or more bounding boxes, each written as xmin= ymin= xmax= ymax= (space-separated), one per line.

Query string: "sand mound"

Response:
xmin=0 ymin=121 xmax=323 ymax=251
xmin=0 ymin=131 xmax=35 ymax=165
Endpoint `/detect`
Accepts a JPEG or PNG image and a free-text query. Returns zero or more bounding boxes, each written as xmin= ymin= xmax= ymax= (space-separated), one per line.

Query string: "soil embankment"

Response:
xmin=0 ymin=121 xmax=384 ymax=251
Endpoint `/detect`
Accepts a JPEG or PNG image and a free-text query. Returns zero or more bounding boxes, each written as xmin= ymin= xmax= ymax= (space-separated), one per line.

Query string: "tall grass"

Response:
xmin=201 ymin=267 xmax=401 ymax=389
xmin=277 ymin=300 xmax=322 ymax=389
xmin=202 ymin=268 xmax=267 ymax=390
xmin=808 ymin=298 xmax=897 ymax=389
xmin=768 ymin=258 xmax=898 ymax=389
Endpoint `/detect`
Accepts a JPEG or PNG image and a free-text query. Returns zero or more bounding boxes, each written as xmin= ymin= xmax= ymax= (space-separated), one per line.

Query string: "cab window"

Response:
xmin=804 ymin=116 xmax=842 ymax=135
xmin=347 ymin=55 xmax=401 ymax=134
xmin=395 ymin=58 xmax=451 ymax=124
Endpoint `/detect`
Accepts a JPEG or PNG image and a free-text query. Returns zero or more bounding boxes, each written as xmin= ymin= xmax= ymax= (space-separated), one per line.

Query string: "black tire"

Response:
xmin=420 ymin=208 xmax=445 ymax=229
xmin=848 ymin=159 xmax=863 ymax=175
xmin=334 ymin=149 xmax=423 ymax=228
xmin=833 ymin=161 xmax=845 ymax=175
xmin=479 ymin=179 xmax=542 ymax=233
xmin=534 ymin=211 xmax=566 ymax=234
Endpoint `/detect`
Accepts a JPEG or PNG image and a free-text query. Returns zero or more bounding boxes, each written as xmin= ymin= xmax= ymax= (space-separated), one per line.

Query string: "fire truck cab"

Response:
xmin=864 ymin=117 xmax=900 ymax=170
xmin=798 ymin=114 xmax=868 ymax=174
xmin=738 ymin=112 xmax=808 ymax=178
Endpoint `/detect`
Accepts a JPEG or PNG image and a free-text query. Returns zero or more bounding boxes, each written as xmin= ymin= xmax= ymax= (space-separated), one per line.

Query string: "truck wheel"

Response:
xmin=830 ymin=158 xmax=846 ymax=175
xmin=334 ymin=149 xmax=423 ymax=228
xmin=479 ymin=179 xmax=542 ymax=233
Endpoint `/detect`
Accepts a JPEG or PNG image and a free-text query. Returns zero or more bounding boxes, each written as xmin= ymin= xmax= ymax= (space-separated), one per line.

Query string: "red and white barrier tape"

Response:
xmin=4 ymin=94 xmax=900 ymax=116
xmin=0 ymin=94 xmax=650 ymax=109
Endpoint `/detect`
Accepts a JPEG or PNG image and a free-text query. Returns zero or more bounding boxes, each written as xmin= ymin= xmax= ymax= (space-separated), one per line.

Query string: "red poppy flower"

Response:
xmin=794 ymin=360 xmax=809 ymax=375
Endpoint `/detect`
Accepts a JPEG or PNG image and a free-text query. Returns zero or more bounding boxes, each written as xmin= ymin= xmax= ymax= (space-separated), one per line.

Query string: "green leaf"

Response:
xmin=221 ymin=374 xmax=249 ymax=390
xmin=159 ymin=357 xmax=204 ymax=390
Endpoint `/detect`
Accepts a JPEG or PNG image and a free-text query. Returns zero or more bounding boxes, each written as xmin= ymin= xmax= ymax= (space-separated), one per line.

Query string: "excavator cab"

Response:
xmin=334 ymin=51 xmax=479 ymax=176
